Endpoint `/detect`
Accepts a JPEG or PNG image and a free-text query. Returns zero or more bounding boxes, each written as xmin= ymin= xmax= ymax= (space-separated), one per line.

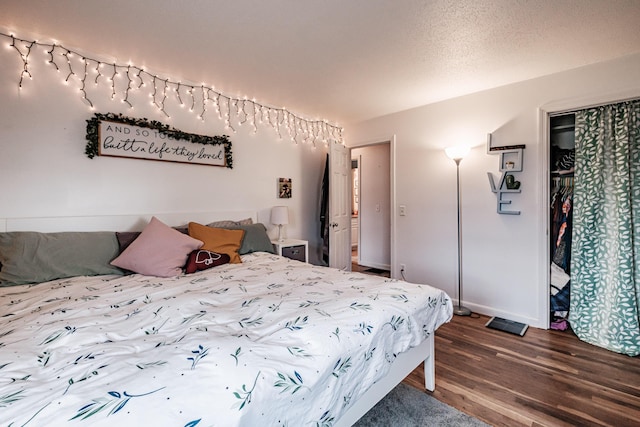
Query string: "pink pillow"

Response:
xmin=111 ymin=216 xmax=203 ymax=277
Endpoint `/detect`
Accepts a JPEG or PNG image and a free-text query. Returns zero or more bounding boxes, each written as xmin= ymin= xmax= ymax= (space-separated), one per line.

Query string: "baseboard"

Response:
xmin=465 ymin=302 xmax=545 ymax=329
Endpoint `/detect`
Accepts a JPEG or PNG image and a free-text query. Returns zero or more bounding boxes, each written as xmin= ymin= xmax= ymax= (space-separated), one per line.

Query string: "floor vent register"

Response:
xmin=485 ymin=316 xmax=528 ymax=336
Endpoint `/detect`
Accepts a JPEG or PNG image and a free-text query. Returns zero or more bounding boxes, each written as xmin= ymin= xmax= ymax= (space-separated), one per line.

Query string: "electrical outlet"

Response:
xmin=400 ymin=264 xmax=406 ymax=272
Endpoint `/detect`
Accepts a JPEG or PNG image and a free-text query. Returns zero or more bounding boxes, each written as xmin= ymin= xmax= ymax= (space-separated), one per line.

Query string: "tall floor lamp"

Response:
xmin=445 ymin=146 xmax=471 ymax=316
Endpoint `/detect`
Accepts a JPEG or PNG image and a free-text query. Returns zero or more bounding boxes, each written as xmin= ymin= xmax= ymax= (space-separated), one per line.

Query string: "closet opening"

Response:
xmin=549 ymin=113 xmax=575 ymax=331
xmin=542 ymin=96 xmax=640 ymax=355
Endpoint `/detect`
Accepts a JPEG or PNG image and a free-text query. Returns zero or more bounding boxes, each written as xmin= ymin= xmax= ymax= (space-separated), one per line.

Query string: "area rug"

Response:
xmin=354 ymin=383 xmax=489 ymax=427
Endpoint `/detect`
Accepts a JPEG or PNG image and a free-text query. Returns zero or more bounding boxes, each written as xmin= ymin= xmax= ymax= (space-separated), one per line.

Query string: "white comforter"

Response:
xmin=0 ymin=253 xmax=452 ymax=426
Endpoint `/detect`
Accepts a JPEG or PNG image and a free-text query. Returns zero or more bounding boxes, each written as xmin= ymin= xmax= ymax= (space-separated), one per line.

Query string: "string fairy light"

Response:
xmin=151 ymin=75 xmax=159 ymax=108
xmin=187 ymin=85 xmax=195 ymax=112
xmin=175 ymin=82 xmax=184 ymax=107
xmin=135 ymin=67 xmax=144 ymax=89
xmin=1 ymin=31 xmax=343 ymax=144
xmin=199 ymin=85 xmax=207 ymax=121
xmin=62 ymin=48 xmax=74 ymax=82
xmin=47 ymin=43 xmax=59 ymax=71
xmin=160 ymin=78 xmax=169 ymax=117
xmin=109 ymin=63 xmax=117 ymax=99
xmin=94 ymin=60 xmax=101 ymax=84
xmin=80 ymin=57 xmax=93 ymax=108
xmin=10 ymin=36 xmax=33 ymax=88
xmin=122 ymin=65 xmax=133 ymax=107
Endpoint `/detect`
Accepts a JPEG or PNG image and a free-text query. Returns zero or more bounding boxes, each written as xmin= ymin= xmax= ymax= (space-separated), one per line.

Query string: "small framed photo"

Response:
xmin=499 ymin=151 xmax=523 ymax=172
xmin=278 ymin=178 xmax=292 ymax=198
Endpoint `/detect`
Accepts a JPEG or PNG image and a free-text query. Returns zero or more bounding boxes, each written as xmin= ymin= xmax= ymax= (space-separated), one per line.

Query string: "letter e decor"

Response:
xmin=85 ymin=113 xmax=233 ymax=168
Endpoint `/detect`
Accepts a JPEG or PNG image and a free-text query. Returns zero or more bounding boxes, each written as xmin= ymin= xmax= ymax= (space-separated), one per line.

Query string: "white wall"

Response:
xmin=0 ymin=29 xmax=328 ymax=264
xmin=352 ymin=144 xmax=390 ymax=270
xmin=346 ymin=53 xmax=640 ymax=328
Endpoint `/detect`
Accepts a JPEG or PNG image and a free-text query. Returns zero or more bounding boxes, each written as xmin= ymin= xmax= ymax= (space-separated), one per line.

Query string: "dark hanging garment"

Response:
xmin=320 ymin=154 xmax=330 ymax=265
xmin=550 ymin=177 xmax=574 ymax=328
xmin=552 ymin=192 xmax=573 ymax=273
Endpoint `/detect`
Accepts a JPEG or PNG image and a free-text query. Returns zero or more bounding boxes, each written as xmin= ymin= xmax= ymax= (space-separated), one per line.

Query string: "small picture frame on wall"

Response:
xmin=278 ymin=178 xmax=292 ymax=198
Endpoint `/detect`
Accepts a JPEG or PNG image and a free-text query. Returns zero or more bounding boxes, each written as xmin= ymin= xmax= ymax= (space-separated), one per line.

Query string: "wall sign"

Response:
xmin=486 ymin=133 xmax=525 ymax=215
xmin=85 ymin=113 xmax=233 ymax=168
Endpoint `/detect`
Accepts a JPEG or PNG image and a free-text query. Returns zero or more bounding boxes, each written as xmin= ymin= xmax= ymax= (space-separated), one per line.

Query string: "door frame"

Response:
xmin=354 ymin=154 xmax=362 ymax=263
xmin=349 ymin=135 xmax=397 ymax=277
xmin=538 ymin=89 xmax=640 ymax=329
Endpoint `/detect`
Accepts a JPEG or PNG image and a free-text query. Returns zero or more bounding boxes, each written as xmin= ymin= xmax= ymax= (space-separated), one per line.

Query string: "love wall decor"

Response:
xmin=85 ymin=113 xmax=233 ymax=168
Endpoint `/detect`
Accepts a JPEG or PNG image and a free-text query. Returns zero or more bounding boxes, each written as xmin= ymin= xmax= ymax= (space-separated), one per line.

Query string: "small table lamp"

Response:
xmin=271 ymin=206 xmax=289 ymax=242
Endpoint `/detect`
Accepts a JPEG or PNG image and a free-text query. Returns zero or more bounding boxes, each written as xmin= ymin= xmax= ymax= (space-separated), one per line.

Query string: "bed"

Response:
xmin=0 ymin=212 xmax=453 ymax=426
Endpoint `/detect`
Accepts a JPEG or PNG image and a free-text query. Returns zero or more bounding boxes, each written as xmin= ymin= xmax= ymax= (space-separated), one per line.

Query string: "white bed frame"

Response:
xmin=336 ymin=335 xmax=435 ymax=426
xmin=0 ymin=211 xmax=436 ymax=426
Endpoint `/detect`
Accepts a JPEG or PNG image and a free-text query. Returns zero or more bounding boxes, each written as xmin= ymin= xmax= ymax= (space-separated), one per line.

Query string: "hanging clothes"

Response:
xmin=319 ymin=154 xmax=330 ymax=265
xmin=550 ymin=176 xmax=573 ymax=329
xmin=552 ymin=187 xmax=573 ymax=272
xmin=569 ymin=100 xmax=640 ymax=356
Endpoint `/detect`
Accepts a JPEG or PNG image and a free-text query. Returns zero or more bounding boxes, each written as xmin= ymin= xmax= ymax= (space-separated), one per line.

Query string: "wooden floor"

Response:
xmin=351 ymin=251 xmax=390 ymax=277
xmin=402 ymin=314 xmax=640 ymax=427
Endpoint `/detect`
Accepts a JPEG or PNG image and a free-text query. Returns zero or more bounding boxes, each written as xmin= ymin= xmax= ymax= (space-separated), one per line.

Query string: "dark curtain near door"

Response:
xmin=569 ymin=100 xmax=640 ymax=356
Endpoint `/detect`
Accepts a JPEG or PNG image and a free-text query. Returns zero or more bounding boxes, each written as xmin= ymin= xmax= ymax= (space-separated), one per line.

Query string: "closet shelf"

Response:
xmin=551 ymin=124 xmax=575 ymax=131
xmin=551 ymin=170 xmax=574 ymax=176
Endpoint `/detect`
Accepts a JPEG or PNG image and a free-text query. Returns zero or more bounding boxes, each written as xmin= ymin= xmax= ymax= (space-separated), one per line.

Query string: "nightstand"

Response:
xmin=272 ymin=239 xmax=308 ymax=263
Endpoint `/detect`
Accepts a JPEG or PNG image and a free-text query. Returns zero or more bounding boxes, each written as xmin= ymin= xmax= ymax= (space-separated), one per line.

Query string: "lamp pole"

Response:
xmin=453 ymin=157 xmax=471 ymax=316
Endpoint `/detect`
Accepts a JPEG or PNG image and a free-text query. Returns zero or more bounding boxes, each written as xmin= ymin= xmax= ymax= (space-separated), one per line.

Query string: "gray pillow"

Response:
xmin=0 ymin=231 xmax=124 ymax=286
xmin=217 ymin=223 xmax=274 ymax=255
xmin=206 ymin=218 xmax=253 ymax=228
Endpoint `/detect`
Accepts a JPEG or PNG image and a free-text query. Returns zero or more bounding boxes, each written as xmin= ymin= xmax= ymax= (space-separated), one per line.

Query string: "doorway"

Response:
xmin=351 ymin=141 xmax=392 ymax=275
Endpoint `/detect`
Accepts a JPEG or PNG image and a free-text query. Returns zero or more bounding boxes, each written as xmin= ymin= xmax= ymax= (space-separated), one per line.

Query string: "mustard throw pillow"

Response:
xmin=188 ymin=222 xmax=244 ymax=264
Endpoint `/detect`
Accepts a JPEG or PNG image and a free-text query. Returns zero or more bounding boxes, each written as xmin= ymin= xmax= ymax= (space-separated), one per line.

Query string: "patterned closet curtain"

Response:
xmin=569 ymin=100 xmax=640 ymax=356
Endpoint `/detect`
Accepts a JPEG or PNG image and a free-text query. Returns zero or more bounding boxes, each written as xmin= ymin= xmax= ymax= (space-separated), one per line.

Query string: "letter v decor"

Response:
xmin=85 ymin=113 xmax=233 ymax=168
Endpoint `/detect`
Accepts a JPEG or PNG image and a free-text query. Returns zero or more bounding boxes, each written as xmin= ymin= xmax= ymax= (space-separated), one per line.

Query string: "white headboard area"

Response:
xmin=0 ymin=211 xmax=258 ymax=233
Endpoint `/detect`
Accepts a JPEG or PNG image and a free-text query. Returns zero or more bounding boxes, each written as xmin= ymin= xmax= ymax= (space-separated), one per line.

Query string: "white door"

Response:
xmin=329 ymin=140 xmax=351 ymax=270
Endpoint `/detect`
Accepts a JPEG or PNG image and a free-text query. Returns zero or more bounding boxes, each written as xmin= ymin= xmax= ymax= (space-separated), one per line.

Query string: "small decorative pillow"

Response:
xmin=115 ymin=231 xmax=141 ymax=253
xmin=111 ymin=217 xmax=203 ymax=277
xmin=207 ymin=218 xmax=253 ymax=228
xmin=218 ymin=223 xmax=275 ymax=255
xmin=185 ymin=250 xmax=231 ymax=274
xmin=116 ymin=226 xmax=188 ymax=253
xmin=188 ymin=222 xmax=244 ymax=264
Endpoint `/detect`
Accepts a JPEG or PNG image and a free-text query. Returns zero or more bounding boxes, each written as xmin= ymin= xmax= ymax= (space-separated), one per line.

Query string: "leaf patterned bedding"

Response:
xmin=0 ymin=252 xmax=452 ymax=426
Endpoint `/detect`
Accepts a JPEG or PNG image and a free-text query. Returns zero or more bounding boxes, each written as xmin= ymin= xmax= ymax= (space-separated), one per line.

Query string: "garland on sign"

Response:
xmin=86 ymin=113 xmax=233 ymax=168
xmin=2 ymin=31 xmax=343 ymax=146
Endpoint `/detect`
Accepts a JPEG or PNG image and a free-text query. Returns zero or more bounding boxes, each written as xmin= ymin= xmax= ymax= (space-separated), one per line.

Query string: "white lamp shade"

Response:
xmin=445 ymin=146 xmax=470 ymax=161
xmin=271 ymin=206 xmax=289 ymax=225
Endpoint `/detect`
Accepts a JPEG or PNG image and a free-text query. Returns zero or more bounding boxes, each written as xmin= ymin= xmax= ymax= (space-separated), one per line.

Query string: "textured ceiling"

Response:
xmin=2 ymin=0 xmax=640 ymax=125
